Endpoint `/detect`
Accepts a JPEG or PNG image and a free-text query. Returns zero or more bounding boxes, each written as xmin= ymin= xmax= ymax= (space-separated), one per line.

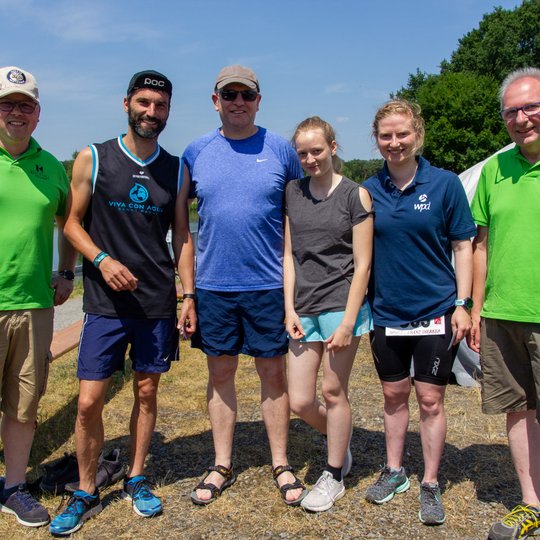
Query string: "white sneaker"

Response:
xmin=301 ymin=471 xmax=345 ymax=512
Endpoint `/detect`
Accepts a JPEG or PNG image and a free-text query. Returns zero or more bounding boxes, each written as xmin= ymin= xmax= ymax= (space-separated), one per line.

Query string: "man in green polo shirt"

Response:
xmin=470 ymin=67 xmax=540 ymax=540
xmin=0 ymin=66 xmax=76 ymax=528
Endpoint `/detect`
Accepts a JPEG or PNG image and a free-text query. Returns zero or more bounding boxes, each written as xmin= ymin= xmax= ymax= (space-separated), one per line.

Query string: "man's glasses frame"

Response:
xmin=500 ymin=101 xmax=540 ymax=122
xmin=218 ymin=89 xmax=259 ymax=102
xmin=0 ymin=101 xmax=39 ymax=114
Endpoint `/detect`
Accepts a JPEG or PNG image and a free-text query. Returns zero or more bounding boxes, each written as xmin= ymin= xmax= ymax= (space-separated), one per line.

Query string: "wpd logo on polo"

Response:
xmin=129 ymin=183 xmax=149 ymax=203
xmin=414 ymin=193 xmax=431 ymax=212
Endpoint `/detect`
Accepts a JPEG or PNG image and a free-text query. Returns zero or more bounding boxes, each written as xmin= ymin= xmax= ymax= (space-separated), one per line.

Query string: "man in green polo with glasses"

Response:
xmin=0 ymin=65 xmax=76 ymax=528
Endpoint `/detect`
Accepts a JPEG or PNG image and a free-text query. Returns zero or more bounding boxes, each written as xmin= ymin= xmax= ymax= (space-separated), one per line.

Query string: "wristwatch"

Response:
xmin=455 ymin=297 xmax=473 ymax=309
xmin=58 ymin=270 xmax=75 ymax=281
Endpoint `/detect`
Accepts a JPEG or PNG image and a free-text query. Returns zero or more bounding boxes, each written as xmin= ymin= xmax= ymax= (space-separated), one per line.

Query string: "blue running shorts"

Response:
xmin=298 ymin=302 xmax=373 ymax=342
xmin=77 ymin=314 xmax=179 ymax=380
xmin=191 ymin=288 xmax=287 ymax=358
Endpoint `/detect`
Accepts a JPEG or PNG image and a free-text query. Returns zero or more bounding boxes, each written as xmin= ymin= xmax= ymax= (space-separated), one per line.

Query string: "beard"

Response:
xmin=128 ymin=106 xmax=167 ymax=139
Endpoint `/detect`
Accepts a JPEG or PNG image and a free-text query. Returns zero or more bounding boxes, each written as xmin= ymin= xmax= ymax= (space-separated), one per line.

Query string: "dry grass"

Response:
xmin=0 ymin=340 xmax=523 ymax=539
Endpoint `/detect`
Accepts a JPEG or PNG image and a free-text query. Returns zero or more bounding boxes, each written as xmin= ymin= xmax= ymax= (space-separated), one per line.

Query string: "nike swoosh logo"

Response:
xmin=256 ymin=158 xmax=268 ymax=163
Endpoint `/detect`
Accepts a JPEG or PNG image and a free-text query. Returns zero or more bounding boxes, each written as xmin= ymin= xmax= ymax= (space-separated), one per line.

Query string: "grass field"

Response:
xmin=0 ymin=339 xmax=524 ymax=539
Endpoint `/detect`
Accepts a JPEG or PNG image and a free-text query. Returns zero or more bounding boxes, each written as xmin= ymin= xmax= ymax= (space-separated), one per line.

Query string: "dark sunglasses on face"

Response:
xmin=0 ymin=101 xmax=38 ymax=114
xmin=219 ymin=89 xmax=259 ymax=102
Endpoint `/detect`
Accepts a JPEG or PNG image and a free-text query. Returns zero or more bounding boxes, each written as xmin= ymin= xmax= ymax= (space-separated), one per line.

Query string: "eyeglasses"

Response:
xmin=500 ymin=101 xmax=540 ymax=121
xmin=218 ymin=89 xmax=259 ymax=102
xmin=0 ymin=101 xmax=38 ymax=114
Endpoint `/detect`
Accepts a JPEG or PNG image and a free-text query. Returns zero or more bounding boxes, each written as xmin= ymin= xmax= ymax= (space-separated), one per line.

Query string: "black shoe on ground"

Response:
xmin=40 ymin=453 xmax=79 ymax=494
xmin=0 ymin=482 xmax=50 ymax=527
xmin=65 ymin=448 xmax=124 ymax=492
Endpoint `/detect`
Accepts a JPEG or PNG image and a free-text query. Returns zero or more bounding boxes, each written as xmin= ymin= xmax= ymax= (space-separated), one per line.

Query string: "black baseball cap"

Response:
xmin=127 ymin=70 xmax=172 ymax=97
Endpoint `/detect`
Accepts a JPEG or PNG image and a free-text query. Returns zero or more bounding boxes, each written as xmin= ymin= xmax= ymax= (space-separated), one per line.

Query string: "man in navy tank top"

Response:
xmin=183 ymin=65 xmax=306 ymax=506
xmin=50 ymin=71 xmax=195 ymax=536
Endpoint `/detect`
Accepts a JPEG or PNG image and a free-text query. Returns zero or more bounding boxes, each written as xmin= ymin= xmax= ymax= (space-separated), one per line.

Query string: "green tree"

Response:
xmin=442 ymin=0 xmax=540 ymax=81
xmin=342 ymin=159 xmax=383 ymax=184
xmin=396 ymin=0 xmax=540 ymax=171
xmin=62 ymin=150 xmax=79 ymax=181
xmin=412 ymin=72 xmax=509 ymax=172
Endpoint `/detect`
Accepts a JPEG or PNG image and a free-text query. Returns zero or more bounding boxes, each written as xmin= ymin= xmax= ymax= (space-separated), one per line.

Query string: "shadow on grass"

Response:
xmin=20 ymin=368 xmax=133 ymax=477
xmin=96 ymin=418 xmax=518 ymax=510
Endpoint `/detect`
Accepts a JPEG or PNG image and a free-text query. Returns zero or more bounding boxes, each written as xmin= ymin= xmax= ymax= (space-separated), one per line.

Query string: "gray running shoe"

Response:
xmin=365 ymin=465 xmax=410 ymax=504
xmin=487 ymin=503 xmax=540 ymax=540
xmin=419 ymin=482 xmax=446 ymax=525
xmin=0 ymin=483 xmax=50 ymax=527
xmin=301 ymin=471 xmax=345 ymax=512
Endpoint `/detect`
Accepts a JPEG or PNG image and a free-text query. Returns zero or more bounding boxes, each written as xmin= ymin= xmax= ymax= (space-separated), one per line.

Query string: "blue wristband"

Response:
xmin=93 ymin=251 xmax=109 ymax=268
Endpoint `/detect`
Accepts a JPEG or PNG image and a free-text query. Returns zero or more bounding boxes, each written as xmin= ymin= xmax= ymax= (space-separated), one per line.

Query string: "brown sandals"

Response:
xmin=190 ymin=464 xmax=237 ymax=505
xmin=273 ymin=465 xmax=308 ymax=506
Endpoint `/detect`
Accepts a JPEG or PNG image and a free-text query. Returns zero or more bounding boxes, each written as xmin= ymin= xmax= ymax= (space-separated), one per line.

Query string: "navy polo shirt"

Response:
xmin=363 ymin=156 xmax=476 ymax=327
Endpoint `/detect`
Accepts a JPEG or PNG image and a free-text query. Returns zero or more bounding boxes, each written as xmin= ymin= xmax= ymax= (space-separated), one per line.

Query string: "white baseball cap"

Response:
xmin=0 ymin=66 xmax=39 ymax=102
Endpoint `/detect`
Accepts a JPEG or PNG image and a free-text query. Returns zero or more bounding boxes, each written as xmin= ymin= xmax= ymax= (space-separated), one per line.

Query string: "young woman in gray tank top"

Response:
xmin=284 ymin=116 xmax=373 ymax=512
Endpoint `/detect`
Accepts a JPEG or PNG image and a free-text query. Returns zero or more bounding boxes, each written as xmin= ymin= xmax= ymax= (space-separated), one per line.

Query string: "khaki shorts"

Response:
xmin=480 ymin=318 xmax=540 ymax=420
xmin=0 ymin=308 xmax=53 ymax=422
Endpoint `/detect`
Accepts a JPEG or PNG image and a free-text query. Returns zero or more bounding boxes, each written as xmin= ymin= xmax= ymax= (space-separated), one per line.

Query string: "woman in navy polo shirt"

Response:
xmin=362 ymin=100 xmax=476 ymax=525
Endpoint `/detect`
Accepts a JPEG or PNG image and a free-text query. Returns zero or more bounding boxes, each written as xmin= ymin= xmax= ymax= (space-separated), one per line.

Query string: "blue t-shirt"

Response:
xmin=363 ymin=156 xmax=476 ymax=326
xmin=183 ymin=127 xmax=302 ymax=291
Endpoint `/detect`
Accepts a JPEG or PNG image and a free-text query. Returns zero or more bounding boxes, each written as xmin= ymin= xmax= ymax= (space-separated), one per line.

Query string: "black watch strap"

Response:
xmin=58 ymin=270 xmax=75 ymax=281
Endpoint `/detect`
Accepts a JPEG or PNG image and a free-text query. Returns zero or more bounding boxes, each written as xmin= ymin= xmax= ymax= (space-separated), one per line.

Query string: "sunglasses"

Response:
xmin=219 ymin=89 xmax=259 ymax=102
xmin=0 ymin=101 xmax=38 ymax=114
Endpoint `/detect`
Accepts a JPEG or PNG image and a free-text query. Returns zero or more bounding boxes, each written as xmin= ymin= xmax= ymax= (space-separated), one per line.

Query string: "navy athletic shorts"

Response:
xmin=77 ymin=314 xmax=179 ymax=380
xmin=191 ymin=288 xmax=288 ymax=358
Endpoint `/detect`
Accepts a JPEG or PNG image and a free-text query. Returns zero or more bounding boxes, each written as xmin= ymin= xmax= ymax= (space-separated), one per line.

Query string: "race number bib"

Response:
xmin=385 ymin=316 xmax=445 ymax=336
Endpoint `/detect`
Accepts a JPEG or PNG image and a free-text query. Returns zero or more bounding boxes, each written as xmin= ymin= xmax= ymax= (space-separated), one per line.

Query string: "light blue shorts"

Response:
xmin=298 ymin=302 xmax=373 ymax=342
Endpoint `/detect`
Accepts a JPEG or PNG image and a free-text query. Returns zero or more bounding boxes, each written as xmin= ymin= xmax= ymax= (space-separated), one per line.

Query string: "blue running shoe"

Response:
xmin=49 ymin=489 xmax=102 ymax=536
xmin=122 ymin=476 xmax=162 ymax=517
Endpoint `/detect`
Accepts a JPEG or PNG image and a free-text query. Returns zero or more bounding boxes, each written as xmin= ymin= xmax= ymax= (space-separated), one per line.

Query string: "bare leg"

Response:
xmin=75 ymin=379 xmax=110 ymax=494
xmin=195 ymin=355 xmax=238 ymax=501
xmin=322 ymin=337 xmax=359 ymax=468
xmin=256 ymin=355 xmax=303 ymax=503
xmin=507 ymin=410 xmax=540 ymax=506
xmin=127 ymin=372 xmax=161 ymax=477
xmin=414 ymin=381 xmax=447 ymax=484
xmin=287 ymin=341 xmax=326 ymax=433
xmin=1 ymin=415 xmax=35 ymax=487
xmin=381 ymin=379 xmax=411 ymax=469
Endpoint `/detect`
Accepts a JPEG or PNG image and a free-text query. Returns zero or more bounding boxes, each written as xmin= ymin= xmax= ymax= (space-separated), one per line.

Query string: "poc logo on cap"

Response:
xmin=144 ymin=78 xmax=164 ymax=87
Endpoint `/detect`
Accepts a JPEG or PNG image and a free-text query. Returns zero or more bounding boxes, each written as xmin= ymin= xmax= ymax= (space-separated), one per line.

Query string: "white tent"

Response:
xmin=451 ymin=143 xmax=515 ymax=386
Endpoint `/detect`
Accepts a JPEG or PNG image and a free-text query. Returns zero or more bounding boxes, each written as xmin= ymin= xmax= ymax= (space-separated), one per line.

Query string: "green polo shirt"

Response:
xmin=471 ymin=146 xmax=540 ymax=323
xmin=0 ymin=138 xmax=69 ymax=310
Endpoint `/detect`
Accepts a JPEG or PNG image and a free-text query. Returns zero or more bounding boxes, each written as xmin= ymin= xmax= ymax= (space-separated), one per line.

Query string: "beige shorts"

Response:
xmin=480 ymin=317 xmax=540 ymax=420
xmin=0 ymin=308 xmax=53 ymax=422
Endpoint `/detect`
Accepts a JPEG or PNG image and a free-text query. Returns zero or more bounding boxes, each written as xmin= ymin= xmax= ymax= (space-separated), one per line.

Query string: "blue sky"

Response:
xmin=1 ymin=0 xmax=522 ymax=161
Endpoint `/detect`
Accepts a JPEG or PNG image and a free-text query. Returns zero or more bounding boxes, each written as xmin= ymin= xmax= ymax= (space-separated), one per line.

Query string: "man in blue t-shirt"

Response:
xmin=183 ymin=65 xmax=306 ymax=506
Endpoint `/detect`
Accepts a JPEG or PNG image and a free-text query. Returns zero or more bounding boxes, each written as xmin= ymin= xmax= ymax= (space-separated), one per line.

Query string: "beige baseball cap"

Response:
xmin=0 ymin=66 xmax=39 ymax=102
xmin=215 ymin=65 xmax=259 ymax=92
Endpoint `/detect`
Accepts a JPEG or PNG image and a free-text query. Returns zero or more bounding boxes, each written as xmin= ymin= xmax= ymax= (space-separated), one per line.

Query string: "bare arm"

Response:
xmin=283 ymin=216 xmax=304 ymax=340
xmin=467 ymin=226 xmax=488 ymax=352
xmin=172 ymin=164 xmax=196 ymax=337
xmin=327 ymin=187 xmax=373 ymax=351
xmin=64 ymin=147 xmax=138 ymax=291
xmin=450 ymin=238 xmax=473 ymax=345
xmin=51 ymin=214 xmax=77 ymax=306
